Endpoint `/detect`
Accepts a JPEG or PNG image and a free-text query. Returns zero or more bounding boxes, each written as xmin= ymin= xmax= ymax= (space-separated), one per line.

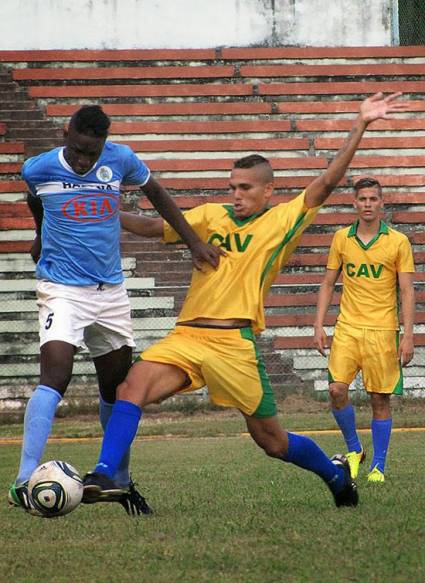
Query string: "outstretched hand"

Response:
xmin=360 ymin=92 xmax=409 ymax=124
xmin=190 ymin=240 xmax=226 ymax=272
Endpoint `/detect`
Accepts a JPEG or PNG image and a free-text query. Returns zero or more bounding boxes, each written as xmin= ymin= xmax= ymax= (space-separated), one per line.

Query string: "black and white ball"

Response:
xmin=28 ymin=460 xmax=83 ymax=517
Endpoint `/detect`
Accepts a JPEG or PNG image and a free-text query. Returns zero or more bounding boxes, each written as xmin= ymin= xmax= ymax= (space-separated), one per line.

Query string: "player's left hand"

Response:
xmin=398 ymin=335 xmax=414 ymax=367
xmin=30 ymin=234 xmax=41 ymax=263
xmin=359 ymin=92 xmax=410 ymax=124
xmin=190 ymin=241 xmax=226 ymax=271
xmin=313 ymin=326 xmax=328 ymax=357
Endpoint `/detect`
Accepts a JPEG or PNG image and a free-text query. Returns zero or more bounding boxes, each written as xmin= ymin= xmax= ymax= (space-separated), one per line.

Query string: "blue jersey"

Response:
xmin=23 ymin=142 xmax=150 ymax=285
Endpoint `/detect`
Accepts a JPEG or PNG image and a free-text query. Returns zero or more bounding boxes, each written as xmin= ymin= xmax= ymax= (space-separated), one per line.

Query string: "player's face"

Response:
xmin=353 ymin=187 xmax=383 ymax=223
xmin=229 ymin=167 xmax=273 ymax=219
xmin=64 ymin=126 xmax=106 ymax=175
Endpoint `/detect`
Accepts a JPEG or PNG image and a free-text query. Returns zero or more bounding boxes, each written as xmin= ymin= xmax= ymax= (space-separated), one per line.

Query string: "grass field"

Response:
xmin=1 ymin=403 xmax=424 ymax=582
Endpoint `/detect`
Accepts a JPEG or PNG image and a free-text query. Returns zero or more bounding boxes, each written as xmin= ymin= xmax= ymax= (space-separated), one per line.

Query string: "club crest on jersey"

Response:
xmin=62 ymin=193 xmax=118 ymax=222
xmin=96 ymin=165 xmax=113 ymax=182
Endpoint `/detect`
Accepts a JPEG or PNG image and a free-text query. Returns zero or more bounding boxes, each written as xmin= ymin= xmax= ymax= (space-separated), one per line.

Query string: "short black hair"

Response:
xmin=354 ymin=177 xmax=382 ymax=197
xmin=234 ymin=154 xmax=271 ymax=170
xmin=70 ymin=105 xmax=111 ymax=138
xmin=233 ymin=155 xmax=273 ymax=183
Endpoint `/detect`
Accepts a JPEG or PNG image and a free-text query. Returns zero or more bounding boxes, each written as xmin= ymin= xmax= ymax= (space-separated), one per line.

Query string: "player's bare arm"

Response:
xmin=26 ymin=192 xmax=43 ymax=263
xmin=314 ymin=268 xmax=340 ymax=356
xmin=140 ymin=176 xmax=224 ymax=271
xmin=120 ymin=211 xmax=164 ymax=238
xmin=398 ymin=272 xmax=415 ymax=366
xmin=304 ymin=92 xmax=409 ymax=209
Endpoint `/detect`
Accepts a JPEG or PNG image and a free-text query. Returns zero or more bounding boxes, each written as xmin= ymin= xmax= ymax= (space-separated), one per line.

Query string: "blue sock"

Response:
xmin=282 ymin=432 xmax=346 ymax=493
xmin=16 ymin=385 xmax=62 ymax=484
xmin=332 ymin=404 xmax=362 ymax=453
xmin=99 ymin=398 xmax=131 ymax=488
xmin=370 ymin=418 xmax=392 ymax=473
xmin=95 ymin=400 xmax=142 ymax=479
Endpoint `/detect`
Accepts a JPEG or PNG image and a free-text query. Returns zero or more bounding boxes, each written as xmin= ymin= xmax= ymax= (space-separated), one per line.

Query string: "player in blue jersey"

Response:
xmin=8 ymin=105 xmax=222 ymax=516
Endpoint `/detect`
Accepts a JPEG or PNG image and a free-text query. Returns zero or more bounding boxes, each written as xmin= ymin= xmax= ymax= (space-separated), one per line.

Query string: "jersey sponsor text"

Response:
xmin=62 ymin=193 xmax=118 ymax=222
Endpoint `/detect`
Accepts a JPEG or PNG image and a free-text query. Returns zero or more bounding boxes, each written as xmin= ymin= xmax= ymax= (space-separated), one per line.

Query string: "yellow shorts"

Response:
xmin=328 ymin=322 xmax=403 ymax=394
xmin=140 ymin=325 xmax=277 ymax=417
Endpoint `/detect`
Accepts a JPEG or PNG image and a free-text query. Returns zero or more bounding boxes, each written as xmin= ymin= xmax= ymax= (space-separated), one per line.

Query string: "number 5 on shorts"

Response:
xmin=45 ymin=312 xmax=54 ymax=330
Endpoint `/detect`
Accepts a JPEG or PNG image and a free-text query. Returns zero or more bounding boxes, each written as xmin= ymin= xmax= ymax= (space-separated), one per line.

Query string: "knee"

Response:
xmin=116 ymin=378 xmax=148 ymax=407
xmin=116 ymin=379 xmax=132 ymax=400
xmin=329 ymin=382 xmax=349 ymax=407
xmin=39 ymin=371 xmax=72 ymax=396
xmin=99 ymin=384 xmax=116 ymax=404
xmin=262 ymin=442 xmax=286 ymax=459
xmin=370 ymin=394 xmax=391 ymax=418
xmin=256 ymin=432 xmax=287 ymax=458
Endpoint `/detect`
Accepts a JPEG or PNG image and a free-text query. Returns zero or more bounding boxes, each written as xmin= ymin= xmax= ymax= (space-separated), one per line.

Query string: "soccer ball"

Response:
xmin=28 ymin=460 xmax=83 ymax=518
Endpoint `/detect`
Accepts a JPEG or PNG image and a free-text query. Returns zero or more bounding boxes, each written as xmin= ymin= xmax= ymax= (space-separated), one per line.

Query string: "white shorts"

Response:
xmin=36 ymin=280 xmax=135 ymax=358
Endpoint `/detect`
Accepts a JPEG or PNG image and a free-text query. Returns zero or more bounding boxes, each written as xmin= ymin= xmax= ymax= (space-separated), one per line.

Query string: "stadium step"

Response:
xmin=0 ymin=101 xmax=37 ymax=111
xmin=0 ymin=272 xmax=176 ymax=408
xmin=0 ymin=45 xmax=424 ymax=409
xmin=0 ymin=110 xmax=44 ymax=122
xmin=0 ymin=142 xmax=25 ymax=154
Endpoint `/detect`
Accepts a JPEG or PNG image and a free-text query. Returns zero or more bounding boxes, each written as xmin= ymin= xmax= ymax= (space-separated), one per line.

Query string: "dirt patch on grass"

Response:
xmin=280 ymin=393 xmax=329 ymax=413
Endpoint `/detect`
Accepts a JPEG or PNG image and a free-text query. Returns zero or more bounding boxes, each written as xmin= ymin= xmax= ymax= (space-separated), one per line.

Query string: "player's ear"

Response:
xmin=265 ymin=181 xmax=274 ymax=200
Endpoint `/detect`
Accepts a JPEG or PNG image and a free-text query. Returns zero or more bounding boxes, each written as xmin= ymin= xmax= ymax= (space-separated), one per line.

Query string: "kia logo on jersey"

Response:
xmin=62 ymin=193 xmax=119 ymax=222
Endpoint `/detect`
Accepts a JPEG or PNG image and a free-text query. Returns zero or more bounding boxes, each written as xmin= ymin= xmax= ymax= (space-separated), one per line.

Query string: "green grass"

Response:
xmin=1 ymin=407 xmax=425 ymax=582
xmin=1 ymin=397 xmax=424 ymax=439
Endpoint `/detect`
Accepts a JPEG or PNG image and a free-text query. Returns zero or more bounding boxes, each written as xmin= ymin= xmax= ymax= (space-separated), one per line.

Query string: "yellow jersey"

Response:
xmin=163 ymin=191 xmax=320 ymax=334
xmin=327 ymin=220 xmax=415 ymax=330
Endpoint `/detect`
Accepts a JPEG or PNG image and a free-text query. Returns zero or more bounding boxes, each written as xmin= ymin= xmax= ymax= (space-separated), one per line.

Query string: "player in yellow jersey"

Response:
xmin=82 ymin=92 xmax=409 ymax=511
xmin=314 ymin=177 xmax=415 ymax=483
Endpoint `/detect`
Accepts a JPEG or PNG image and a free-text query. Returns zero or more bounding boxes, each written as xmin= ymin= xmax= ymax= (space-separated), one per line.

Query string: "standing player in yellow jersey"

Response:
xmin=313 ymin=177 xmax=415 ymax=483
xmin=82 ymin=92 xmax=409 ymax=511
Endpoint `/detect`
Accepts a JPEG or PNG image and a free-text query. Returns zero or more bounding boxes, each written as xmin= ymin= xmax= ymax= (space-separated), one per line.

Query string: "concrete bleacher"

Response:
xmin=0 ymin=45 xmax=425 ymax=410
xmin=0 ymin=272 xmax=177 ymax=412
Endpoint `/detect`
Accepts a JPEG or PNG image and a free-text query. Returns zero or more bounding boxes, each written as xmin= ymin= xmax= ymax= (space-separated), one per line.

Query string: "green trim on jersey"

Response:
xmin=223 ymin=204 xmax=270 ymax=226
xmin=396 ymin=275 xmax=401 ymax=323
xmin=240 ymin=327 xmax=277 ymax=417
xmin=260 ymin=211 xmax=307 ymax=287
xmin=393 ymin=331 xmax=404 ymax=395
xmin=348 ymin=220 xmax=389 ymax=250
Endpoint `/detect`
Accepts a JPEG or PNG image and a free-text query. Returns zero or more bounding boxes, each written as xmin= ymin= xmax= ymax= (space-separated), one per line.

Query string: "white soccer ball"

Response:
xmin=28 ymin=460 xmax=83 ymax=518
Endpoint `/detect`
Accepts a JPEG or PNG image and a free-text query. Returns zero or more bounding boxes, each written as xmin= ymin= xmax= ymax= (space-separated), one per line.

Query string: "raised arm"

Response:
xmin=398 ymin=272 xmax=415 ymax=366
xmin=304 ymin=92 xmax=409 ymax=209
xmin=313 ymin=268 xmax=340 ymax=356
xmin=140 ymin=176 xmax=223 ymax=270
